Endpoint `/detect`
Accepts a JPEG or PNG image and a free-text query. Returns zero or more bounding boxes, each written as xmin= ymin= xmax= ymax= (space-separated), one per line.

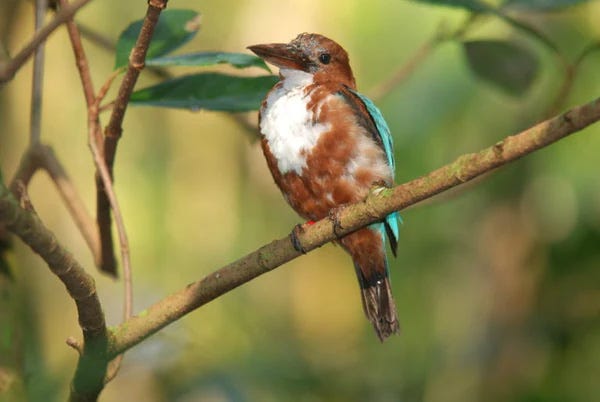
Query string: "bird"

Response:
xmin=248 ymin=33 xmax=401 ymax=341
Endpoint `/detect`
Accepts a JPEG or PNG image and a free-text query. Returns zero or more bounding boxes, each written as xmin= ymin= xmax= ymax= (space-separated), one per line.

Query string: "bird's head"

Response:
xmin=248 ymin=33 xmax=356 ymax=88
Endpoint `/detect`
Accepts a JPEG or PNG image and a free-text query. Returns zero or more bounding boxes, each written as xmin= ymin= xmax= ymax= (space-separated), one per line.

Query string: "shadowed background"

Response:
xmin=1 ymin=0 xmax=599 ymax=401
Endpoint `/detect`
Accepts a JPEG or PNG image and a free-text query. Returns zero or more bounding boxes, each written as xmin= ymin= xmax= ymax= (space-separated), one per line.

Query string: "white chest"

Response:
xmin=260 ymin=70 xmax=330 ymax=175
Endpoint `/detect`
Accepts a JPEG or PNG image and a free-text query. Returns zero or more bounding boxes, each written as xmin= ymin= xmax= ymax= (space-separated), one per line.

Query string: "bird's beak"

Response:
xmin=247 ymin=43 xmax=305 ymax=71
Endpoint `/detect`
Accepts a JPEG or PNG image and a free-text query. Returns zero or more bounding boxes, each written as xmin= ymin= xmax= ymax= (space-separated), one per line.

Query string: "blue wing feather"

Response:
xmin=349 ymin=89 xmax=402 ymax=251
xmin=349 ymin=90 xmax=395 ymax=170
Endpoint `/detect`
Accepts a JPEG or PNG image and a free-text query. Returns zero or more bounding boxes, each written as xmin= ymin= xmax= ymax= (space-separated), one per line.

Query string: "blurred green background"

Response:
xmin=1 ymin=0 xmax=599 ymax=401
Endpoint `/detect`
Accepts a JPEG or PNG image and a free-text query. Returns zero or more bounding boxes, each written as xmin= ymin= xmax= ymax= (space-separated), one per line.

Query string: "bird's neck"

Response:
xmin=279 ymin=69 xmax=314 ymax=91
xmin=279 ymin=68 xmax=355 ymax=90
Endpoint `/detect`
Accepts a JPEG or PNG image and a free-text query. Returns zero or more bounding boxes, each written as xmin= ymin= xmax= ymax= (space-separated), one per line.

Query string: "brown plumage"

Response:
xmin=250 ymin=33 xmax=400 ymax=340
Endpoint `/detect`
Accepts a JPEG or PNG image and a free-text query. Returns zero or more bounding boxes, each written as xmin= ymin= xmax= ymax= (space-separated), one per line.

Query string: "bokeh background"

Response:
xmin=1 ymin=0 xmax=599 ymax=401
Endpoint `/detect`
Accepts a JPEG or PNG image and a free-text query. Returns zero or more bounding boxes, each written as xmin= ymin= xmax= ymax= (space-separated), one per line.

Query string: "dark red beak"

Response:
xmin=247 ymin=43 xmax=305 ymax=71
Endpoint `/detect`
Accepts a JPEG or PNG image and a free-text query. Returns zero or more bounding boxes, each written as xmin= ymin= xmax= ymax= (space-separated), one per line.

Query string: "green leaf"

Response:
xmin=410 ymin=0 xmax=496 ymax=12
xmin=463 ymin=40 xmax=539 ymax=96
xmin=129 ymin=73 xmax=279 ymax=112
xmin=114 ymin=9 xmax=200 ymax=69
xmin=146 ymin=52 xmax=271 ymax=72
xmin=502 ymin=0 xmax=590 ymax=11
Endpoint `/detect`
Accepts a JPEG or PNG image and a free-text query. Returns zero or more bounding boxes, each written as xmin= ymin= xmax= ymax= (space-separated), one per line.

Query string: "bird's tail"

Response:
xmin=356 ymin=268 xmax=400 ymax=341
xmin=340 ymin=227 xmax=400 ymax=341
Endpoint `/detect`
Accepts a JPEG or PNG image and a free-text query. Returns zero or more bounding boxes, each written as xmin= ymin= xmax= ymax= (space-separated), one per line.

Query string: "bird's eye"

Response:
xmin=319 ymin=53 xmax=331 ymax=64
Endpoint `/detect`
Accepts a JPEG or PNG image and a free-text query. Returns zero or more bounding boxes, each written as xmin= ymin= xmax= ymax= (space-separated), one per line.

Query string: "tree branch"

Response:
xmin=108 ymin=96 xmax=600 ymax=357
xmin=0 ymin=182 xmax=107 ymax=402
xmin=60 ymin=0 xmax=95 ymax=108
xmin=0 ymin=0 xmax=92 ymax=84
xmin=97 ymin=0 xmax=168 ymax=276
xmin=10 ymin=144 xmax=100 ymax=262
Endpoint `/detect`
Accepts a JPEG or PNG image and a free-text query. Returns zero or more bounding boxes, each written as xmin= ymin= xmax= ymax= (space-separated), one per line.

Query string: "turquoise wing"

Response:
xmin=349 ymin=89 xmax=402 ymax=254
xmin=349 ymin=90 xmax=395 ymax=170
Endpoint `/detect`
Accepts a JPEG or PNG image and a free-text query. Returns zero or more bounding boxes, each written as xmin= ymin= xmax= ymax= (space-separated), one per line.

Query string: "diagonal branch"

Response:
xmin=0 ymin=0 xmax=93 ymax=84
xmin=108 ymin=96 xmax=600 ymax=357
xmin=97 ymin=0 xmax=168 ymax=276
xmin=9 ymin=144 xmax=100 ymax=262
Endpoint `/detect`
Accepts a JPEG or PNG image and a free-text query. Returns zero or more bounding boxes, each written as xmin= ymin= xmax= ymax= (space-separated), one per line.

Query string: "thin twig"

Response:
xmin=545 ymin=41 xmax=600 ymax=118
xmin=9 ymin=144 xmax=101 ymax=264
xmin=108 ymin=96 xmax=600 ymax=357
xmin=98 ymin=100 xmax=115 ymax=113
xmin=97 ymin=0 xmax=168 ymax=276
xmin=60 ymin=0 xmax=95 ymax=107
xmin=76 ymin=22 xmax=172 ymax=80
xmin=76 ymin=22 xmax=116 ymax=52
xmin=93 ymin=51 xmax=135 ymax=324
xmin=0 ymin=0 xmax=93 ymax=84
xmin=29 ymin=0 xmax=47 ymax=144
xmin=87 ymin=85 xmax=132 ymax=380
xmin=58 ymin=0 xmax=106 ymax=270
xmin=39 ymin=146 xmax=101 ymax=267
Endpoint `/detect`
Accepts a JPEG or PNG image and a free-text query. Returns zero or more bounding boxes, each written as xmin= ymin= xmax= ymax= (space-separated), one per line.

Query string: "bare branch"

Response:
xmin=0 ymin=0 xmax=93 ymax=84
xmin=108 ymin=96 xmax=600 ymax=357
xmin=59 ymin=0 xmax=95 ymax=107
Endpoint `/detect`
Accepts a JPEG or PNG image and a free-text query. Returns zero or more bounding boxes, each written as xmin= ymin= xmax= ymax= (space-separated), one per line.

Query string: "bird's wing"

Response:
xmin=345 ymin=88 xmax=395 ymax=170
xmin=340 ymin=87 xmax=402 ymax=256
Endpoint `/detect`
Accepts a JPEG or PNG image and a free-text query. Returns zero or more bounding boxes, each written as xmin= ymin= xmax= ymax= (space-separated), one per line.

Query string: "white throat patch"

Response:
xmin=260 ymin=69 xmax=330 ymax=175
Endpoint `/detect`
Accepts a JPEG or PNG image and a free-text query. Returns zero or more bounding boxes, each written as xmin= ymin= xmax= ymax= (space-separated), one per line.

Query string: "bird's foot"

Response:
xmin=369 ymin=181 xmax=389 ymax=196
xmin=328 ymin=206 xmax=346 ymax=238
xmin=290 ymin=220 xmax=315 ymax=254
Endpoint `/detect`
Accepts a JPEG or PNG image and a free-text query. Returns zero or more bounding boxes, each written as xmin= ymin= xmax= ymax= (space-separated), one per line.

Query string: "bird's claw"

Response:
xmin=328 ymin=206 xmax=346 ymax=238
xmin=369 ymin=182 xmax=388 ymax=196
xmin=291 ymin=223 xmax=308 ymax=254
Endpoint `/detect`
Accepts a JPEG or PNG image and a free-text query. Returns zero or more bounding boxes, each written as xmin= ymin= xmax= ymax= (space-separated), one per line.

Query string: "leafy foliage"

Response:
xmin=146 ymin=52 xmax=270 ymax=71
xmin=129 ymin=73 xmax=278 ymax=111
xmin=463 ymin=40 xmax=539 ymax=95
xmin=115 ymin=9 xmax=200 ymax=69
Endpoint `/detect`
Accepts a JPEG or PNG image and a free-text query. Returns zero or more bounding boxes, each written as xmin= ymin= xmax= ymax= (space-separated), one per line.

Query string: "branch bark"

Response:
xmin=0 ymin=183 xmax=107 ymax=402
xmin=107 ymin=96 xmax=600 ymax=357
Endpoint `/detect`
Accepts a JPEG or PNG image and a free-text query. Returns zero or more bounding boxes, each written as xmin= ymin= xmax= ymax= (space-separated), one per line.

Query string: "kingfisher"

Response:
xmin=248 ymin=33 xmax=401 ymax=341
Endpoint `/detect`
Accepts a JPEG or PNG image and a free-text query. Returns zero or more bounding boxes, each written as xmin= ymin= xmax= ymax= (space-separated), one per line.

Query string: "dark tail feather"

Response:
xmin=355 ymin=266 xmax=400 ymax=341
xmin=384 ymin=221 xmax=398 ymax=258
